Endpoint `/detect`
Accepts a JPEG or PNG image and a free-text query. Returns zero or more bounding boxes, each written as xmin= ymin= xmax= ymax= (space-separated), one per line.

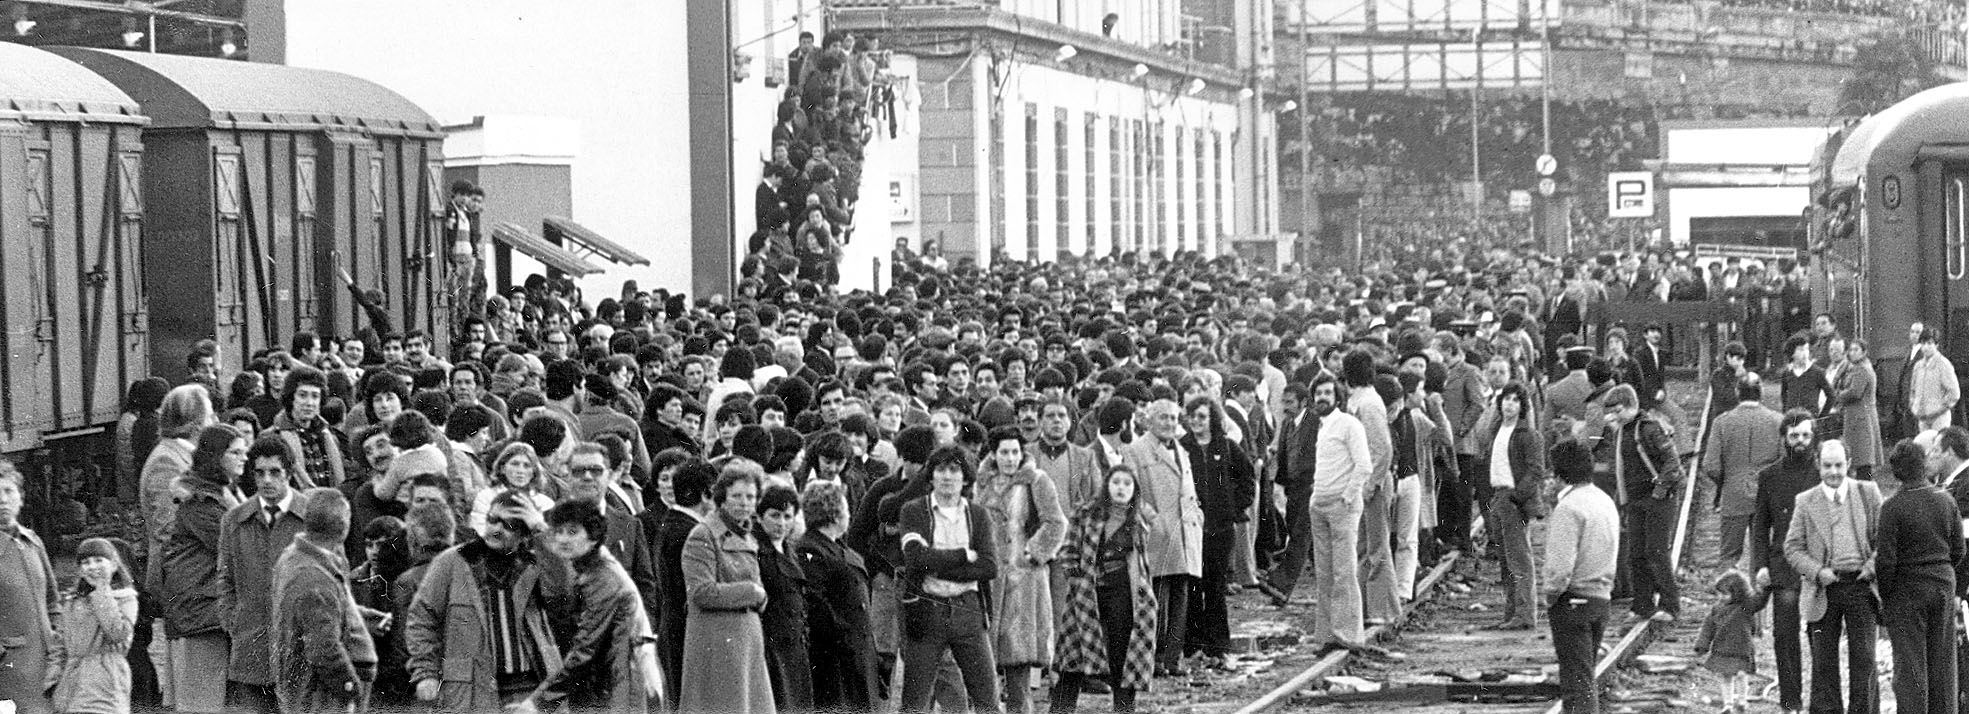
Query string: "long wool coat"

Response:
xmin=217 ymin=491 xmax=312 ymax=686
xmin=0 ymin=526 xmax=58 ymax=714
xmin=1834 ymin=358 xmax=1884 ymax=468
xmin=46 ymin=587 xmax=138 ymax=714
xmin=1121 ymin=437 xmax=1205 ymax=578
xmin=975 ymin=460 xmax=1068 ymax=667
xmin=678 ymin=515 xmax=774 ymax=714
xmin=1051 ymin=502 xmax=1158 ymax=690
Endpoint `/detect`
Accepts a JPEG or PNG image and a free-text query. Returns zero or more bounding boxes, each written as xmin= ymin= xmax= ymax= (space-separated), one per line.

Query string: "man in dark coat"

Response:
xmin=219 ymin=436 xmax=315 ymax=714
xmin=565 ymin=443 xmax=660 ymax=627
xmin=1634 ymin=324 xmax=1667 ymax=412
xmin=1875 ymin=440 xmax=1962 ymax=714
xmin=0 ymin=463 xmax=58 ymax=714
xmin=1745 ymin=409 xmax=1821 ymax=713
xmin=647 ymin=461 xmax=717 ymax=711
xmin=798 ymin=481 xmax=880 ymax=710
xmin=269 ymin=488 xmax=377 ymax=714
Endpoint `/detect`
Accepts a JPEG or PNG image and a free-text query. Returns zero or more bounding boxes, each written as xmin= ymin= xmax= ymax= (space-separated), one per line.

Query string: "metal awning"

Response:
xmin=542 ymin=216 xmax=650 ymax=266
xmin=491 ymin=222 xmax=602 ymax=277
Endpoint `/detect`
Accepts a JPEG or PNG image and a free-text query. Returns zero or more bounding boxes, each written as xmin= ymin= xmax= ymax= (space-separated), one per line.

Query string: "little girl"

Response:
xmin=1694 ymin=569 xmax=1765 ymax=713
xmin=46 ymin=538 xmax=140 ymax=714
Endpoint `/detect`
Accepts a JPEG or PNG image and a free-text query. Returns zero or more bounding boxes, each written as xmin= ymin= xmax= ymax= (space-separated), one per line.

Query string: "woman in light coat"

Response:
xmin=136 ymin=385 xmax=212 ymax=706
xmin=679 ymin=464 xmax=775 ymax=714
xmin=47 ymin=538 xmax=139 ymax=714
xmin=1834 ymin=338 xmax=1885 ymax=479
xmin=975 ymin=425 xmax=1068 ymax=714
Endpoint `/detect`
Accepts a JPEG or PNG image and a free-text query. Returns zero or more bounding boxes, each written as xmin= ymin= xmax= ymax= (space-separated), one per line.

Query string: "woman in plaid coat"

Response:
xmin=1048 ymin=465 xmax=1157 ymax=714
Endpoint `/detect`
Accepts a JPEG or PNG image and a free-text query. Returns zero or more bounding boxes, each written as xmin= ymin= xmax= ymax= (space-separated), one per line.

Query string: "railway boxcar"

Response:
xmin=1812 ymin=82 xmax=1969 ymax=428
xmin=52 ymin=48 xmax=451 ymax=381
xmin=0 ymin=44 xmax=149 ymax=454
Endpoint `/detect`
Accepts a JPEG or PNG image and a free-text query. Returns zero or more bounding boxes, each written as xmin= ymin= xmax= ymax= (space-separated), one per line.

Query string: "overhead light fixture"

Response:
xmin=220 ymin=27 xmax=236 ymax=56
xmin=1186 ymin=78 xmax=1206 ymax=95
xmin=121 ymin=18 xmax=144 ymax=48
xmin=1238 ymin=87 xmax=1255 ymax=99
xmin=1054 ymin=44 xmax=1076 ymax=62
xmin=10 ymin=4 xmax=33 ymax=36
xmin=1130 ymin=63 xmax=1149 ymax=79
xmin=1277 ymin=100 xmax=1299 ymax=113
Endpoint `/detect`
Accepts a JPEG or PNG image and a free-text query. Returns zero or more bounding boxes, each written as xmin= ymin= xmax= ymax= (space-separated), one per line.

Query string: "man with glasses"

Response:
xmin=406 ymin=492 xmax=566 ymax=711
xmin=219 ymin=437 xmax=314 ymax=714
xmin=541 ymin=328 xmax=573 ymax=363
xmin=1745 ymin=409 xmax=1823 ymax=714
xmin=564 ymin=442 xmax=660 ymax=626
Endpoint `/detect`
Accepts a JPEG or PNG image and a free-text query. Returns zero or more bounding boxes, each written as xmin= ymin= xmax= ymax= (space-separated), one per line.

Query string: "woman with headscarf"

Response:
xmin=975 ymin=425 xmax=1068 ymax=714
xmin=1048 ymin=465 xmax=1158 ymax=714
xmin=678 ymin=464 xmax=774 ymax=713
xmin=160 ymin=424 xmax=246 ymax=714
xmin=1178 ymin=397 xmax=1255 ymax=666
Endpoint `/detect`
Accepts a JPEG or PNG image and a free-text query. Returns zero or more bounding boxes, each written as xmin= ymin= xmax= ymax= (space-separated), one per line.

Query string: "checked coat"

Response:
xmin=1051 ymin=501 xmax=1158 ymax=691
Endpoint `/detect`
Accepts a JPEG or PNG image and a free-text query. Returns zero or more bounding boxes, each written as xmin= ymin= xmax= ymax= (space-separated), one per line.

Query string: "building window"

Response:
xmin=1110 ymin=117 xmax=1123 ymax=257
xmin=1175 ymin=127 xmax=1187 ymax=253
xmin=990 ymin=104 xmax=1006 ymax=258
xmin=1024 ymin=102 xmax=1040 ymax=261
xmin=1150 ymin=120 xmax=1164 ymax=255
xmin=1196 ymin=131 xmax=1207 ymax=255
xmin=1214 ymin=131 xmax=1226 ymax=242
xmin=1056 ymin=108 xmax=1070 ymax=261
xmin=1086 ymin=113 xmax=1098 ymax=257
xmin=1133 ymin=119 xmax=1146 ymax=255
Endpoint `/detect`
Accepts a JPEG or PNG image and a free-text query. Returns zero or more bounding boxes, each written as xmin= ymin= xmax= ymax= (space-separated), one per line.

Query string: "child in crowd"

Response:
xmin=1693 ymin=568 xmax=1764 ymax=713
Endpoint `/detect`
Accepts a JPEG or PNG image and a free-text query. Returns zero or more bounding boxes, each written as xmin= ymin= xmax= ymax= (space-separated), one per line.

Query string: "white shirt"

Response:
xmin=258 ymin=490 xmax=295 ymax=526
xmin=1311 ymin=410 xmax=1373 ymax=502
xmin=1944 ymin=461 xmax=1969 ymax=491
xmin=1490 ymin=422 xmax=1517 ymax=489
xmin=1821 ymin=478 xmax=1850 ymax=505
xmin=924 ymin=494 xmax=977 ymax=596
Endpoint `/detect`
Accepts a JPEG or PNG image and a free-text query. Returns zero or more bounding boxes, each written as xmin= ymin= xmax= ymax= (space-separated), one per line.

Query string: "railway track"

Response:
xmin=1216 ymin=384 xmax=1722 ymax=714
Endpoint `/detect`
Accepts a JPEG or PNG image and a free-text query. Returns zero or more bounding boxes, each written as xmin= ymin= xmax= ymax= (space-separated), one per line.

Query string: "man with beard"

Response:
xmin=1305 ymin=375 xmax=1395 ymax=659
xmin=1745 ymin=410 xmax=1830 ymax=714
xmin=405 ymin=493 xmax=566 ymax=711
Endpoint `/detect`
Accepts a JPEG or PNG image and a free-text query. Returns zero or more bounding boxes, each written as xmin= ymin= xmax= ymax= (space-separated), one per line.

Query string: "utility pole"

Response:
xmin=1298 ymin=0 xmax=1312 ymax=264
xmin=1470 ymin=27 xmax=1483 ymax=230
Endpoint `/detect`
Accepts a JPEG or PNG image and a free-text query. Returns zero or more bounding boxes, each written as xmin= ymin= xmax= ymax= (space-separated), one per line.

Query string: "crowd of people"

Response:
xmin=0 ymin=214 xmax=1958 ymax=714
xmin=751 ymin=29 xmax=890 ymax=293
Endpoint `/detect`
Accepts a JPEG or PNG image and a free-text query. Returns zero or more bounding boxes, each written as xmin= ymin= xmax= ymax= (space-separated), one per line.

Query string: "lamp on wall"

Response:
xmin=10 ymin=4 xmax=33 ymax=36
xmin=120 ymin=17 xmax=144 ymax=47
xmin=1054 ymin=44 xmax=1077 ymax=62
xmin=1238 ymin=87 xmax=1255 ymax=99
xmin=1130 ymin=63 xmax=1149 ymax=79
xmin=220 ymin=27 xmax=237 ymax=57
xmin=1277 ymin=100 xmax=1298 ymax=113
xmin=1186 ymin=78 xmax=1206 ymax=95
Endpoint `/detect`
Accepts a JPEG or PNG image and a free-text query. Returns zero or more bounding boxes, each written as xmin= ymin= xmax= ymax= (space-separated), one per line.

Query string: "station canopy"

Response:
xmin=542 ymin=216 xmax=650 ymax=267
xmin=492 ymin=222 xmax=603 ymax=277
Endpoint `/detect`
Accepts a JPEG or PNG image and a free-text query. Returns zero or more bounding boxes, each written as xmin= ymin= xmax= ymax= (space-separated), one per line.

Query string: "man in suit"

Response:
xmin=756 ymin=166 xmax=787 ymax=236
xmin=1545 ymin=345 xmax=1596 ymax=442
xmin=1704 ymin=373 xmax=1784 ymax=569
xmin=1440 ymin=337 xmax=1486 ymax=553
xmin=1747 ymin=409 xmax=1824 ymax=714
xmin=1635 ymin=323 xmax=1667 ymax=413
xmin=646 ymin=461 xmax=716 ymax=711
xmin=564 ymin=443 xmax=660 ymax=629
xmin=1123 ymin=399 xmax=1205 ymax=676
xmin=1259 ymin=384 xmax=1316 ymax=607
xmin=1783 ymin=439 xmax=1883 ymax=714
xmin=1893 ymin=322 xmax=1926 ymax=442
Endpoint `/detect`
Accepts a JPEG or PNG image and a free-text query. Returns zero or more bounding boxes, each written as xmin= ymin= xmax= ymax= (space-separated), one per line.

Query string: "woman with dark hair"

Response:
xmin=349 ymin=516 xmax=411 ymax=708
xmin=517 ymin=500 xmax=659 ymax=714
xmin=1472 ymin=382 xmax=1547 ymax=631
xmin=1049 ymin=465 xmax=1158 ymax=714
xmin=654 ymin=460 xmax=719 ymax=708
xmin=49 ymin=537 xmax=139 ymax=714
xmin=160 ymin=424 xmax=245 ymax=714
xmin=798 ymin=479 xmax=880 ymax=710
xmin=1179 ymin=397 xmax=1256 ymax=665
xmin=116 ymin=377 xmax=171 ymax=505
xmin=679 ymin=465 xmax=773 ymax=713
xmin=975 ymin=425 xmax=1067 ymax=714
xmin=641 ymin=385 xmax=703 ymax=461
xmin=755 ymin=484 xmax=813 ymax=710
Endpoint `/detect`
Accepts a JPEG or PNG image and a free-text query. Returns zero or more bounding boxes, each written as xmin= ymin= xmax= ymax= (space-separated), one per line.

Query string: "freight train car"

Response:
xmin=0 ymin=43 xmax=149 ymax=456
xmin=1810 ymin=82 xmax=1969 ymax=430
xmin=51 ymin=47 xmax=452 ymax=382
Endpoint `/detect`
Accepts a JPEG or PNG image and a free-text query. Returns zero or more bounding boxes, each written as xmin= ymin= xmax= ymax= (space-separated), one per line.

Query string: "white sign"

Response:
xmin=1536 ymin=178 xmax=1556 ymax=197
xmin=1509 ymin=190 xmax=1533 ymax=213
xmin=1535 ymin=154 xmax=1557 ymax=176
xmin=1607 ymin=171 xmax=1654 ymax=218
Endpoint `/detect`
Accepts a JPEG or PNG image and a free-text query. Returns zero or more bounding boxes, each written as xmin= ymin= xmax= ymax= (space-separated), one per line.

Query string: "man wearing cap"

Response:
xmin=1703 ymin=373 xmax=1783 ymax=569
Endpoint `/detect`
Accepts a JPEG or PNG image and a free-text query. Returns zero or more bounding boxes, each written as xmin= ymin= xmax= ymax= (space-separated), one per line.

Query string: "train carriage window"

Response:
xmin=1952 ymin=177 xmax=1968 ymax=281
